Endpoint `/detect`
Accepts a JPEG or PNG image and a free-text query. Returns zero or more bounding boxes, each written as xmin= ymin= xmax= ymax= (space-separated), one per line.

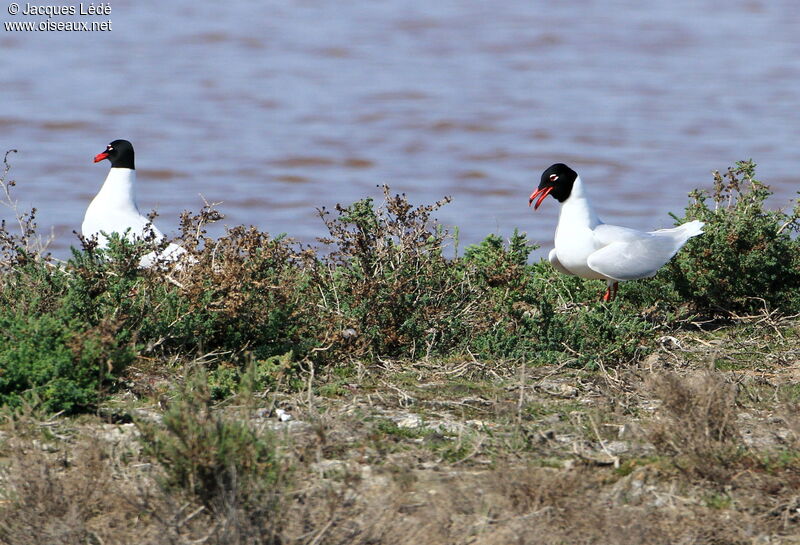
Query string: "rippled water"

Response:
xmin=2 ymin=1 xmax=799 ymax=258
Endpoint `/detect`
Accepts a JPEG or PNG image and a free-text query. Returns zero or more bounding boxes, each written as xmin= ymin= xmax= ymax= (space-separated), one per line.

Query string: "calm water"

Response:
xmin=2 ymin=1 xmax=799 ymax=258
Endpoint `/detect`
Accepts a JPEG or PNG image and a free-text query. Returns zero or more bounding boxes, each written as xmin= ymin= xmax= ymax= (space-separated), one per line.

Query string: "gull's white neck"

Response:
xmin=94 ymin=168 xmax=139 ymax=213
xmin=557 ymin=175 xmax=601 ymax=229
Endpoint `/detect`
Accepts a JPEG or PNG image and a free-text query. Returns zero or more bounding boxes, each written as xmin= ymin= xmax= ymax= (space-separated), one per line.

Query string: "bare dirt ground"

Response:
xmin=2 ymin=318 xmax=800 ymax=545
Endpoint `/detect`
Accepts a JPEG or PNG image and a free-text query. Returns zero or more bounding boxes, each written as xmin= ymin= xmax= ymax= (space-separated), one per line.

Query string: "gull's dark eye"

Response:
xmin=549 ymin=174 xmax=558 ymax=182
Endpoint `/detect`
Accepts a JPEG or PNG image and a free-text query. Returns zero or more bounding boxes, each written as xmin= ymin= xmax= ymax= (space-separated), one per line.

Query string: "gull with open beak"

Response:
xmin=529 ymin=163 xmax=704 ymax=301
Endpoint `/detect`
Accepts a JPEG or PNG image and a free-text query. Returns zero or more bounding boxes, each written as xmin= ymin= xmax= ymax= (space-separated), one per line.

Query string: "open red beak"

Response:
xmin=93 ymin=152 xmax=109 ymax=163
xmin=528 ymin=186 xmax=554 ymax=210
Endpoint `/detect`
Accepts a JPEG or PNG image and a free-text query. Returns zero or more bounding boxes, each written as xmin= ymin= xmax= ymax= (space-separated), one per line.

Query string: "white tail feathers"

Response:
xmin=678 ymin=219 xmax=705 ymax=238
xmin=652 ymin=219 xmax=705 ymax=241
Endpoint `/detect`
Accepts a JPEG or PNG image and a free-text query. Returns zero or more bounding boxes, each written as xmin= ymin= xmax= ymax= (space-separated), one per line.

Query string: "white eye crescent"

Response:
xmin=549 ymin=174 xmax=558 ymax=182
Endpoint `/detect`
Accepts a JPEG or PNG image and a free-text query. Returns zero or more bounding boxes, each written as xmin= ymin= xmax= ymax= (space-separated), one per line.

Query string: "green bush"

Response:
xmin=0 ymin=309 xmax=134 ymax=413
xmin=68 ymin=223 xmax=315 ymax=362
xmin=462 ymin=232 xmax=656 ymax=366
xmin=136 ymin=370 xmax=286 ymax=511
xmin=665 ymin=160 xmax=800 ymax=315
xmin=208 ymin=352 xmax=298 ymax=400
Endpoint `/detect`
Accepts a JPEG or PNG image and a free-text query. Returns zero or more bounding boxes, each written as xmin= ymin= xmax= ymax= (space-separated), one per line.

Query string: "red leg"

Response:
xmin=600 ymin=281 xmax=619 ymax=302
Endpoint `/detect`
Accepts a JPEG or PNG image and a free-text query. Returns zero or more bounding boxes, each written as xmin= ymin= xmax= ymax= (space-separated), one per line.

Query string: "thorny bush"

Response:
xmin=664 ymin=160 xmax=800 ymax=316
xmin=136 ymin=370 xmax=287 ymax=517
xmin=313 ymin=189 xmax=472 ymax=358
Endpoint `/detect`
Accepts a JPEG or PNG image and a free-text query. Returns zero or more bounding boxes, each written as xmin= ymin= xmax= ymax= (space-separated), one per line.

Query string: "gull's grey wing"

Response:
xmin=586 ymin=238 xmax=677 ymax=280
xmin=587 ymin=222 xmax=703 ymax=281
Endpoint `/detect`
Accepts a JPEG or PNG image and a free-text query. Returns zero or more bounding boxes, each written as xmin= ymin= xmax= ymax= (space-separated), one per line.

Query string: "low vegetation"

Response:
xmin=1 ymin=155 xmax=800 ymax=544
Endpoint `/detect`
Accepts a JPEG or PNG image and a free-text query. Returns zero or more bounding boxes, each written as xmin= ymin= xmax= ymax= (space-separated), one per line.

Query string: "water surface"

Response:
xmin=2 ymin=1 xmax=798 ymax=258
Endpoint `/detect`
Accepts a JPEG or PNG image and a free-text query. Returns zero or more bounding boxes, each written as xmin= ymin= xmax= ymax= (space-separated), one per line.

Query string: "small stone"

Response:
xmin=312 ymin=459 xmax=348 ymax=476
xmin=604 ymin=441 xmax=630 ymax=455
xmin=396 ymin=414 xmax=423 ymax=429
xmin=642 ymin=353 xmax=664 ymax=369
xmin=538 ymin=380 xmax=578 ymax=398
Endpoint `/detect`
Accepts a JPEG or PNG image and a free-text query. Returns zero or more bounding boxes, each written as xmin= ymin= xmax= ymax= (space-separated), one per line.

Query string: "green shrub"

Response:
xmin=0 ymin=309 xmax=134 ymax=413
xmin=208 ymin=352 xmax=298 ymax=400
xmin=67 ymin=223 xmax=314 ymax=362
xmin=463 ymin=233 xmax=655 ymax=366
xmin=136 ymin=370 xmax=286 ymax=511
xmin=462 ymin=232 xmax=551 ymax=361
xmin=665 ymin=160 xmax=800 ymax=315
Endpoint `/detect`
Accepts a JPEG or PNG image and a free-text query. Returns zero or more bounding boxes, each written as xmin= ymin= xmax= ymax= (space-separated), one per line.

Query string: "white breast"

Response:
xmin=82 ymin=168 xmax=165 ymax=247
xmin=552 ymin=176 xmax=608 ymax=279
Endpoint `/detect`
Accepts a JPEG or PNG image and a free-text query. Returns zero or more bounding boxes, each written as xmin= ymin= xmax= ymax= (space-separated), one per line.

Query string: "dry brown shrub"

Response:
xmin=278 ymin=463 xmax=765 ymax=545
xmin=0 ymin=431 xmax=286 ymax=545
xmin=0 ymin=437 xmax=145 ymax=545
xmin=0 ymin=429 xmax=786 ymax=545
xmin=646 ymin=371 xmax=742 ymax=481
xmin=0 ymin=150 xmax=52 ymax=271
xmin=165 ymin=204 xmax=320 ymax=359
xmin=310 ymin=187 xmax=471 ymax=359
